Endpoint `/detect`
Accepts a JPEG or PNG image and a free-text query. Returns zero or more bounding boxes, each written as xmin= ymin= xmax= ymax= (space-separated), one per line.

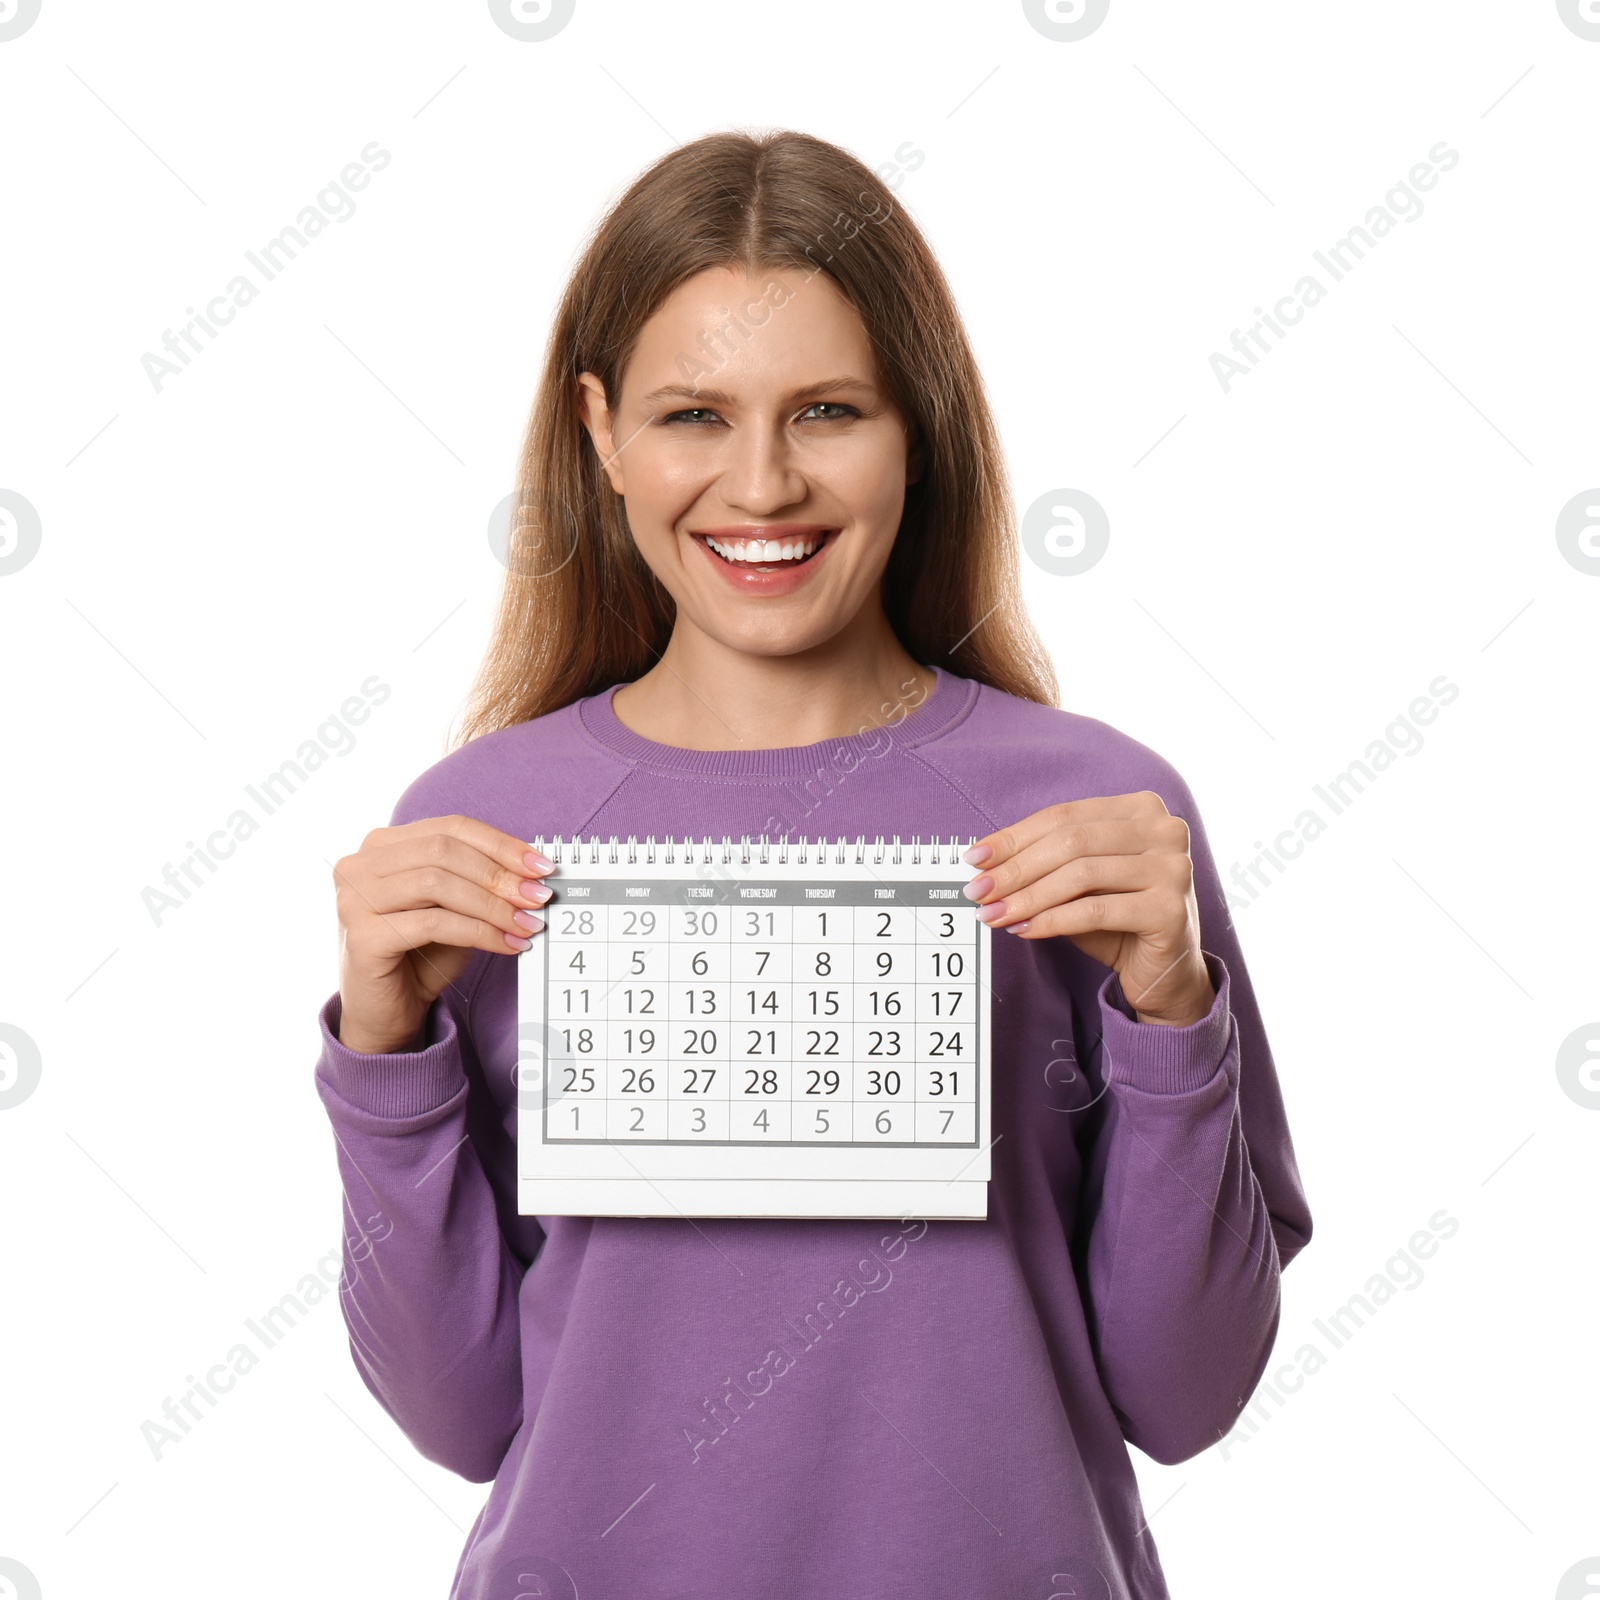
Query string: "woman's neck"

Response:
xmin=610 ymin=615 xmax=933 ymax=752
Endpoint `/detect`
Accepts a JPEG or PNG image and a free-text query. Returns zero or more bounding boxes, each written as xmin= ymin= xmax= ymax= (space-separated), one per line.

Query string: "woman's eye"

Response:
xmin=660 ymin=403 xmax=858 ymax=426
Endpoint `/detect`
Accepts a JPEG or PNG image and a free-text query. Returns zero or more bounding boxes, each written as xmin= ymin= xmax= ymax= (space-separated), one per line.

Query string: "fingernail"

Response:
xmin=513 ymin=911 xmax=545 ymax=933
xmin=1005 ymin=919 xmax=1031 ymax=934
xmin=962 ymin=844 xmax=992 ymax=866
xmin=524 ymin=849 xmax=554 ymax=872
xmin=519 ymin=879 xmax=552 ymax=903
xmin=505 ymin=933 xmax=533 ymax=951
xmin=962 ymin=874 xmax=994 ymax=901
xmin=975 ymin=899 xmax=1007 ymax=923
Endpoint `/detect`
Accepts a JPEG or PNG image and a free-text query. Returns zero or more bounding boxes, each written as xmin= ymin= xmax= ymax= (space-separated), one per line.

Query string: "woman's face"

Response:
xmin=577 ymin=264 xmax=922 ymax=660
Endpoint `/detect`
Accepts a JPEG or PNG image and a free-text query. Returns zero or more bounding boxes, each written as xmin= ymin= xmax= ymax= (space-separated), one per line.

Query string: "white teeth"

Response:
xmin=704 ymin=534 xmax=823 ymax=565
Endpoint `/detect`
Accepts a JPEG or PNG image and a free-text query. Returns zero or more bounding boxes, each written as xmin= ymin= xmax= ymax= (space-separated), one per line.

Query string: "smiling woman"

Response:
xmin=455 ymin=131 xmax=1055 ymax=747
xmin=571 ymin=260 xmax=952 ymax=748
xmin=313 ymin=128 xmax=1313 ymax=1600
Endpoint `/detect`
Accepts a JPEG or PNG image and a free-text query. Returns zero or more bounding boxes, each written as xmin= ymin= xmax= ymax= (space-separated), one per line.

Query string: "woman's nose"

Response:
xmin=718 ymin=421 xmax=804 ymax=512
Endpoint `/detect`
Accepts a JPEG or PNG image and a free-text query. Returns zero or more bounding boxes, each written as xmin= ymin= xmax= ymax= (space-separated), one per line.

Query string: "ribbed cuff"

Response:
xmin=1097 ymin=951 xmax=1233 ymax=1095
xmin=314 ymin=991 xmax=468 ymax=1121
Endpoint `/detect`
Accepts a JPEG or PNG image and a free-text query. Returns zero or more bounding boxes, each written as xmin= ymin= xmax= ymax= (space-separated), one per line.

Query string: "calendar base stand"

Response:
xmin=518 ymin=1177 xmax=988 ymax=1221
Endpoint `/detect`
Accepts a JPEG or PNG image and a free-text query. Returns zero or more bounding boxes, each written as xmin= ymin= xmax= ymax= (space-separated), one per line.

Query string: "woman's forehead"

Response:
xmin=624 ymin=269 xmax=879 ymax=399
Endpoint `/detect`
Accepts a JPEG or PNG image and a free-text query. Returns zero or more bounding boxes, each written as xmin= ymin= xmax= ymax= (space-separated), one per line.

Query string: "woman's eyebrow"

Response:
xmin=635 ymin=376 xmax=878 ymax=406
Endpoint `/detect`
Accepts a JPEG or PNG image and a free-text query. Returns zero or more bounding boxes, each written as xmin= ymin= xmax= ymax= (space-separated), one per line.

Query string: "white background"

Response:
xmin=1 ymin=1 xmax=1596 ymax=1596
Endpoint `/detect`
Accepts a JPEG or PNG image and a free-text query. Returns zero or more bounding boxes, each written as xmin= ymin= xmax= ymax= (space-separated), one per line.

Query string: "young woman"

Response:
xmin=315 ymin=130 xmax=1312 ymax=1600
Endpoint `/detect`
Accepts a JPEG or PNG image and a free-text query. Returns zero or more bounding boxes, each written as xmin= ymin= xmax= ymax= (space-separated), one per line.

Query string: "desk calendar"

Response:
xmin=516 ymin=835 xmax=993 ymax=1220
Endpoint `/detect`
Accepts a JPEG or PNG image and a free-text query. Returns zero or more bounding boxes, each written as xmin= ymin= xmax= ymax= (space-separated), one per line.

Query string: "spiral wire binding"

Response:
xmin=529 ymin=835 xmax=976 ymax=866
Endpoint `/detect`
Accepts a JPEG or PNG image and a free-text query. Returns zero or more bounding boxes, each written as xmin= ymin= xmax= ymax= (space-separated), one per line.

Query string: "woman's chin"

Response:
xmin=685 ymin=609 xmax=842 ymax=662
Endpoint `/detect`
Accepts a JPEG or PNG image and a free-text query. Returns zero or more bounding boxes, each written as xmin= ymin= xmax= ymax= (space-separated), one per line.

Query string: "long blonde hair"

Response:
xmin=453 ymin=128 xmax=1057 ymax=747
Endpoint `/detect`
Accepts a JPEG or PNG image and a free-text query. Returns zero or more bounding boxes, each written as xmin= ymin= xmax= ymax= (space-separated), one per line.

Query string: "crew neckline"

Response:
xmin=576 ymin=664 xmax=974 ymax=778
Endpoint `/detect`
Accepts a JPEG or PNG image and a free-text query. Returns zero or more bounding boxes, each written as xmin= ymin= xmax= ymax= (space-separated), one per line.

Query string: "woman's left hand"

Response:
xmin=962 ymin=792 xmax=1217 ymax=1028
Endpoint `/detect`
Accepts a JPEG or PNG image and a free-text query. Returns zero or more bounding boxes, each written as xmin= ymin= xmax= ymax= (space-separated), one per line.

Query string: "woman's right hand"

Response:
xmin=331 ymin=815 xmax=555 ymax=1054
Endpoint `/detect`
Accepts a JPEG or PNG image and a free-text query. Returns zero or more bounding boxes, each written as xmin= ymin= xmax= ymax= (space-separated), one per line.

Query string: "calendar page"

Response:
xmin=516 ymin=835 xmax=993 ymax=1220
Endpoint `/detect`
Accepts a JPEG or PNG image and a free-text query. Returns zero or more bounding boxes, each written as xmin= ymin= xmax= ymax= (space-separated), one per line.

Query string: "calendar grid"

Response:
xmin=529 ymin=839 xmax=985 ymax=1153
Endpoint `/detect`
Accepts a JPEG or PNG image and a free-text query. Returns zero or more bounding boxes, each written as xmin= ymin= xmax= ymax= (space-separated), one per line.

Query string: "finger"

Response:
xmin=964 ymin=818 xmax=1158 ymax=906
xmin=369 ymin=814 xmax=558 ymax=884
xmin=971 ymin=855 xmax=1174 ymax=928
xmin=333 ymin=852 xmax=545 ymax=957
xmin=964 ymin=793 xmax=1160 ymax=872
xmin=359 ymin=903 xmax=543 ymax=960
xmin=348 ymin=865 xmax=545 ymax=940
xmin=358 ymin=829 xmax=552 ymax=910
xmin=998 ymin=886 xmax=1173 ymax=940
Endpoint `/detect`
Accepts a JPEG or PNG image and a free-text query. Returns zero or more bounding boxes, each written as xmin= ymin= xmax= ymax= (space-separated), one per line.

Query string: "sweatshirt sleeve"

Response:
xmin=313 ymin=964 xmax=534 ymax=1484
xmin=1069 ymin=771 xmax=1314 ymax=1467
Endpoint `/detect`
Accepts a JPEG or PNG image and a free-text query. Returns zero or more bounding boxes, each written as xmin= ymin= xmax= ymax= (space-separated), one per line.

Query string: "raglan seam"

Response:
xmin=902 ymin=747 xmax=1005 ymax=832
xmin=568 ymin=763 xmax=647 ymax=845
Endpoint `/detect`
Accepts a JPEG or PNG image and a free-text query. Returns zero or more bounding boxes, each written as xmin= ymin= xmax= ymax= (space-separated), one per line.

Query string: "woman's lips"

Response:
xmin=692 ymin=526 xmax=836 ymax=564
xmin=689 ymin=526 xmax=838 ymax=593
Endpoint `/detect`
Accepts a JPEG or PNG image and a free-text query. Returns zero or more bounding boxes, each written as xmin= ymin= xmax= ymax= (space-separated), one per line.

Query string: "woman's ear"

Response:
xmin=576 ymin=372 xmax=625 ymax=495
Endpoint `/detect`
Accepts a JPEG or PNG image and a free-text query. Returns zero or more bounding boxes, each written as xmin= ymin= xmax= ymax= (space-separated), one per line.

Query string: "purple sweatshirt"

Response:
xmin=313 ymin=665 xmax=1312 ymax=1600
